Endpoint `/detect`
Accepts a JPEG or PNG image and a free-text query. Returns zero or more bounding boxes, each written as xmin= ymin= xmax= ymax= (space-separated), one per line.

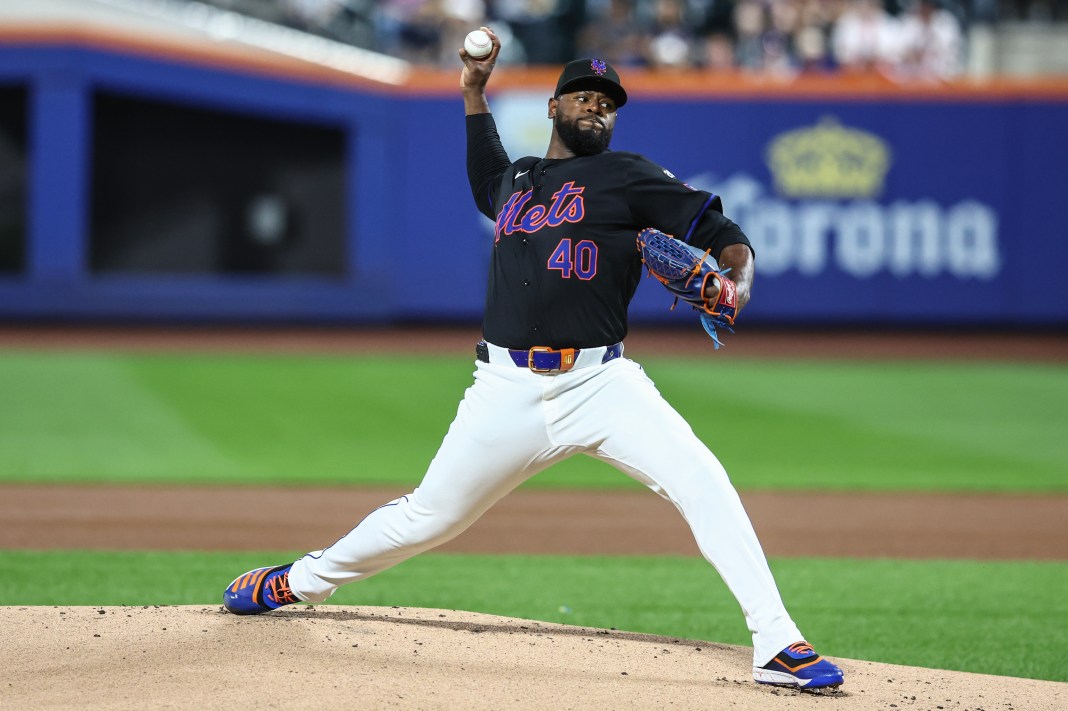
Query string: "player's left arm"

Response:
xmin=679 ymin=202 xmax=754 ymax=315
xmin=709 ymin=242 xmax=753 ymax=313
xmin=622 ymin=155 xmax=754 ymax=313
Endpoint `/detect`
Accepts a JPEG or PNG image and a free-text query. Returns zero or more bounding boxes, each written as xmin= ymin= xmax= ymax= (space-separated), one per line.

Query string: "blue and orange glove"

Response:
xmin=636 ymin=228 xmax=738 ymax=348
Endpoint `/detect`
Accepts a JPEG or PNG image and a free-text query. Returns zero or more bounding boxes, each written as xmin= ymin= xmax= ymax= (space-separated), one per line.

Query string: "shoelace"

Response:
xmin=787 ymin=642 xmax=816 ymax=657
xmin=266 ymin=573 xmax=298 ymax=605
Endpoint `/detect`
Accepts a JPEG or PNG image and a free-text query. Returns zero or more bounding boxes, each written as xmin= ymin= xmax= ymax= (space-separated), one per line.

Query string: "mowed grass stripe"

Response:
xmin=0 ymin=353 xmax=1065 ymax=491
xmin=2 ymin=550 xmax=1065 ymax=682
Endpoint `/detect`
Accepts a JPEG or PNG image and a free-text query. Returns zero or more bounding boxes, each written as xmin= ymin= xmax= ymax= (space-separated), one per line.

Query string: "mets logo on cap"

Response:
xmin=591 ymin=59 xmax=607 ymax=76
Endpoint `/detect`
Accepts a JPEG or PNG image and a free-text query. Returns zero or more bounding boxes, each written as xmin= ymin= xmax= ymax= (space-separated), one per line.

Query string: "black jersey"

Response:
xmin=467 ymin=113 xmax=751 ymax=350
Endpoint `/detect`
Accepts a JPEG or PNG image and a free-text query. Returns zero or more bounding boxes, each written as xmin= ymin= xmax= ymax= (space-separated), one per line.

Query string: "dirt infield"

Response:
xmin=6 ymin=605 xmax=1066 ymax=711
xmin=3 ymin=484 xmax=1067 ymax=560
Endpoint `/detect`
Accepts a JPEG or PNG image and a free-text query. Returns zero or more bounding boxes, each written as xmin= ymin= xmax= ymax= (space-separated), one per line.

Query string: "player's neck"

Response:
xmin=544 ymin=134 xmax=576 ymax=160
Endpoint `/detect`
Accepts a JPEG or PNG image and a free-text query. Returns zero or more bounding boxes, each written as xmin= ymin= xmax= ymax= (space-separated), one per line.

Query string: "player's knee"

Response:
xmin=395 ymin=509 xmax=471 ymax=548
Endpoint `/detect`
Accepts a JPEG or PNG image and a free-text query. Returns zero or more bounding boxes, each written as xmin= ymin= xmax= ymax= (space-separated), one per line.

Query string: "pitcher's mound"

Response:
xmin=6 ymin=605 xmax=1064 ymax=709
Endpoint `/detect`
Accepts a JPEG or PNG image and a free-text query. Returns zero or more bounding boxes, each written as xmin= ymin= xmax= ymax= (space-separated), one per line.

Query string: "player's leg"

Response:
xmin=568 ymin=359 xmax=803 ymax=666
xmin=285 ymin=361 xmax=570 ymax=603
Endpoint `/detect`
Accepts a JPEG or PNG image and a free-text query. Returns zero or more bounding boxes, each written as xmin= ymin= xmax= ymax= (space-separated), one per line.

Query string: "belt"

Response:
xmin=476 ymin=341 xmax=624 ymax=374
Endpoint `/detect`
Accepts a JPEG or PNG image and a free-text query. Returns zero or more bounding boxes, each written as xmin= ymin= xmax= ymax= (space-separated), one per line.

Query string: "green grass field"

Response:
xmin=3 ymin=351 xmax=1067 ymax=682
xmin=3 ymin=550 xmax=1065 ymax=682
xmin=2 ymin=353 xmax=1066 ymax=491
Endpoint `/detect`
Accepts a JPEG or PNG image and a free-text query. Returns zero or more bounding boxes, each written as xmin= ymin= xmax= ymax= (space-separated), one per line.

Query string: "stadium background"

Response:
xmin=2 ymin=1 xmax=1067 ymax=707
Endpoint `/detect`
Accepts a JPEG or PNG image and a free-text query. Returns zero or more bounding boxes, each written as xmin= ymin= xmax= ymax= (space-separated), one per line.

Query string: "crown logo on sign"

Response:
xmin=591 ymin=59 xmax=607 ymax=76
xmin=765 ymin=116 xmax=891 ymax=199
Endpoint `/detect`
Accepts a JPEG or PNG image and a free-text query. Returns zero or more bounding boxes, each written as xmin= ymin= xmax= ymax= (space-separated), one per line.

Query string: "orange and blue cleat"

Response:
xmin=753 ymin=642 xmax=844 ymax=689
xmin=222 ymin=564 xmax=298 ymax=615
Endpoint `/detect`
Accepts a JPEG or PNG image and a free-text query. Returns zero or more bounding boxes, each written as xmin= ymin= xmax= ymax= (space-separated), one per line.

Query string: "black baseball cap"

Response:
xmin=554 ymin=58 xmax=628 ymax=108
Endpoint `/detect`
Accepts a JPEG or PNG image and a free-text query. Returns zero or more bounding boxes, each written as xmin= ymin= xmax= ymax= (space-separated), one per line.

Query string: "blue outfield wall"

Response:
xmin=1 ymin=44 xmax=1066 ymax=326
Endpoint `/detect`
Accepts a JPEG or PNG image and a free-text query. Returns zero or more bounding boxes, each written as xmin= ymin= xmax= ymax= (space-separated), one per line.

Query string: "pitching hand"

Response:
xmin=460 ymin=26 xmax=501 ymax=91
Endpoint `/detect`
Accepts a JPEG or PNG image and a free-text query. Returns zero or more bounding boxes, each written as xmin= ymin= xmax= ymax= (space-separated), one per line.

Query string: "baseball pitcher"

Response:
xmin=223 ymin=29 xmax=844 ymax=691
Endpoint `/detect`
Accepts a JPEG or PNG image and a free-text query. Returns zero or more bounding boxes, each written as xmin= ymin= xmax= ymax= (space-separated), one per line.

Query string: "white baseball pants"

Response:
xmin=287 ymin=344 xmax=803 ymax=666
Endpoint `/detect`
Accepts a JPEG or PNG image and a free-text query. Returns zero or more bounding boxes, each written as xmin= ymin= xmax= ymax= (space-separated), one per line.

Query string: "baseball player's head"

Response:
xmin=549 ymin=58 xmax=627 ymax=156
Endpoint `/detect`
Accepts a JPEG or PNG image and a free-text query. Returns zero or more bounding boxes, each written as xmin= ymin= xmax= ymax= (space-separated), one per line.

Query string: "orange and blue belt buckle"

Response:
xmin=525 ymin=346 xmax=578 ymax=373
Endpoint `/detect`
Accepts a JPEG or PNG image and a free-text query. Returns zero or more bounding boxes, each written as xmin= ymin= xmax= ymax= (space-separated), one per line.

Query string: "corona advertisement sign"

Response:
xmin=766 ymin=117 xmax=891 ymax=199
xmin=684 ymin=117 xmax=1000 ymax=284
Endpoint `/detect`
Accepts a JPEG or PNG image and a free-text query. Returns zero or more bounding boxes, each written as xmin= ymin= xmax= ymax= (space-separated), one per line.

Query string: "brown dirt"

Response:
xmin=3 ymin=484 xmax=1067 ymax=561
xmin=4 ymin=325 xmax=1066 ymax=709
xmin=6 ymin=605 xmax=1066 ymax=711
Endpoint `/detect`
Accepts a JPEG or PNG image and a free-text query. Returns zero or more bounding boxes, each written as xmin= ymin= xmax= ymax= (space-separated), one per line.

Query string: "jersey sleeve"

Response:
xmin=623 ymin=154 xmax=753 ymax=261
xmin=466 ymin=113 xmax=513 ymax=221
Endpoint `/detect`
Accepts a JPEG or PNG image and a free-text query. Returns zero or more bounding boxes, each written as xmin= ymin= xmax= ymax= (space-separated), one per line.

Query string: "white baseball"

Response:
xmin=464 ymin=30 xmax=492 ymax=59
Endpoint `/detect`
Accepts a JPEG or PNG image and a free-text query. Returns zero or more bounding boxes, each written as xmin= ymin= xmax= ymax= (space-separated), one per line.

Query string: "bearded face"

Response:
xmin=553 ymin=108 xmax=613 ymax=156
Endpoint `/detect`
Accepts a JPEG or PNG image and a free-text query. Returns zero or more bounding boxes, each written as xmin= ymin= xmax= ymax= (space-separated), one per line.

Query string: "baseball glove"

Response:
xmin=636 ymin=227 xmax=738 ymax=348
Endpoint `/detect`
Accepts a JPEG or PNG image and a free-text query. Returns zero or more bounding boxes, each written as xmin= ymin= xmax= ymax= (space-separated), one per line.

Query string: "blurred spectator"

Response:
xmin=188 ymin=0 xmax=1068 ymax=76
xmin=701 ymin=31 xmax=738 ymax=70
xmin=894 ymin=0 xmax=964 ymax=78
xmin=733 ymin=0 xmax=768 ymax=69
xmin=764 ymin=0 xmax=803 ymax=75
xmin=795 ymin=23 xmax=835 ymax=72
xmin=578 ymin=0 xmax=651 ymax=67
xmin=697 ymin=0 xmax=740 ymax=36
xmin=389 ymin=0 xmax=447 ymax=64
xmin=832 ymin=0 xmax=901 ymax=72
xmin=495 ymin=0 xmax=585 ymax=65
xmin=791 ymin=0 xmax=841 ymax=73
xmin=727 ymin=0 xmax=804 ymax=74
xmin=646 ymin=0 xmax=700 ymax=68
xmin=436 ymin=0 xmax=492 ymax=66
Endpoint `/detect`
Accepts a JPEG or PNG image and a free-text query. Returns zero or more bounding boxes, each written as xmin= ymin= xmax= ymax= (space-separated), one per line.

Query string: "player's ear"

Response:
xmin=547 ymin=96 xmax=557 ymax=119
